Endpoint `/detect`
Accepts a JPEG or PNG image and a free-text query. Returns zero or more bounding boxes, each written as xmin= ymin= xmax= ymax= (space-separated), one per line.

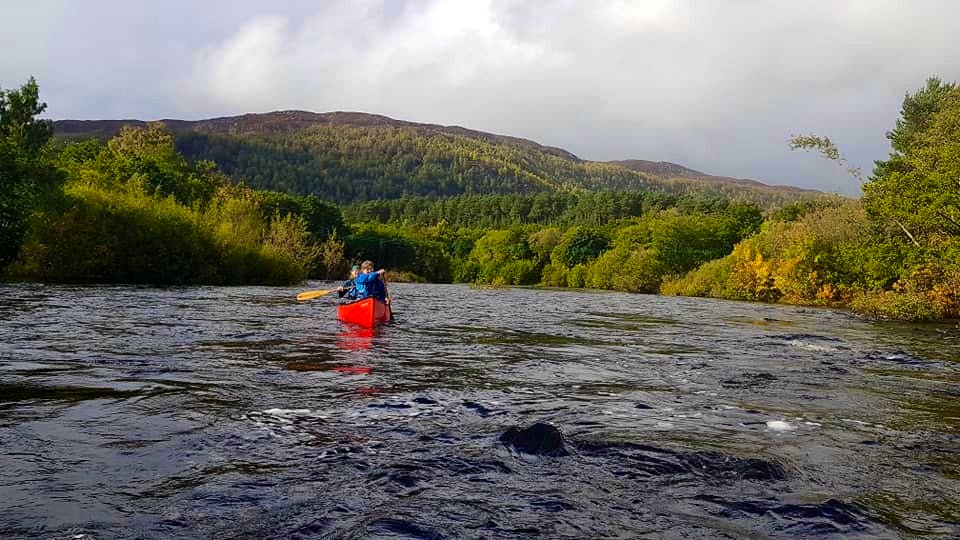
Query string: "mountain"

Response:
xmin=53 ymin=111 xmax=818 ymax=207
xmin=608 ymin=159 xmax=708 ymax=179
xmin=54 ymin=110 xmax=581 ymax=161
xmin=609 ymin=159 xmax=812 ymax=194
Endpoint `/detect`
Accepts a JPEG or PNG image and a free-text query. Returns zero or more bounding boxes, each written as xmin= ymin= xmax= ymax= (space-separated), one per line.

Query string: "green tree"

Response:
xmin=260 ymin=191 xmax=344 ymax=240
xmin=551 ymin=226 xmax=609 ymax=268
xmin=886 ymin=77 xmax=957 ymax=158
xmin=527 ymin=227 xmax=561 ymax=262
xmin=0 ymin=77 xmax=54 ymax=269
xmin=865 ymin=78 xmax=960 ymax=247
xmin=301 ymin=194 xmax=345 ymax=239
xmin=790 ymin=78 xmax=960 ymax=249
xmin=466 ymin=228 xmax=538 ymax=284
xmin=317 ymin=229 xmax=347 ymax=280
xmin=469 ymin=229 xmax=531 ymax=266
xmin=103 ymin=123 xmax=223 ymax=205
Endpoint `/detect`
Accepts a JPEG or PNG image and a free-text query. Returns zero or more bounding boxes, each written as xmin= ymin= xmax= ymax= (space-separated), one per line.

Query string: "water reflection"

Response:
xmin=335 ymin=326 xmax=376 ymax=351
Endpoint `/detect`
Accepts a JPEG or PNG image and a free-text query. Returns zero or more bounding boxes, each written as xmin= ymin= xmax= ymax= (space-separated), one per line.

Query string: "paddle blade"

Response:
xmin=296 ymin=289 xmax=335 ymax=301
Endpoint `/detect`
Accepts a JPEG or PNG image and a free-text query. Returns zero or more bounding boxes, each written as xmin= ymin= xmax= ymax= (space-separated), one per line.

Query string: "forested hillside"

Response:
xmin=53 ymin=111 xmax=818 ymax=207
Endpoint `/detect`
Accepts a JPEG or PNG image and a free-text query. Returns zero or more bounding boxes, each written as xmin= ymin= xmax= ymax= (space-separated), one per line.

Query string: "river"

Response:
xmin=1 ymin=283 xmax=957 ymax=538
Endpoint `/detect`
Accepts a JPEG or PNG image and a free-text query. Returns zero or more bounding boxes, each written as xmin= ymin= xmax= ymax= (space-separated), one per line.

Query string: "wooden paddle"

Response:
xmin=296 ymin=288 xmax=337 ymax=301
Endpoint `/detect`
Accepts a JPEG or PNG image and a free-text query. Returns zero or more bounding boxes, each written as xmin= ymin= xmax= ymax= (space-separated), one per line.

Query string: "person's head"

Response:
xmin=360 ymin=260 xmax=374 ymax=273
xmin=350 ymin=264 xmax=360 ymax=278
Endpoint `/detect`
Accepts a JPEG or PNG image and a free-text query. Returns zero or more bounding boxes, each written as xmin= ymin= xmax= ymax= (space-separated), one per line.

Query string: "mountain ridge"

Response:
xmin=53 ymin=110 xmax=583 ymax=161
xmin=52 ymin=110 xmax=820 ymax=205
xmin=608 ymin=159 xmax=810 ymax=193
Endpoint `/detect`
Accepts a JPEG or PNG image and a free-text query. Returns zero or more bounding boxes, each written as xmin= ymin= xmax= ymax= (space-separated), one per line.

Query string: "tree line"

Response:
xmin=4 ymin=76 xmax=958 ymax=320
xmin=343 ymin=191 xmax=759 ymax=229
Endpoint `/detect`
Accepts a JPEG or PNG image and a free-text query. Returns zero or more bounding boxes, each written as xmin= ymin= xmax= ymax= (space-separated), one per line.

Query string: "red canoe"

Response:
xmin=337 ymin=297 xmax=392 ymax=327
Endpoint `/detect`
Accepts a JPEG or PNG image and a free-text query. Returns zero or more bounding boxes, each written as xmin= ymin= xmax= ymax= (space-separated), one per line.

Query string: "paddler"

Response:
xmin=353 ymin=260 xmax=389 ymax=303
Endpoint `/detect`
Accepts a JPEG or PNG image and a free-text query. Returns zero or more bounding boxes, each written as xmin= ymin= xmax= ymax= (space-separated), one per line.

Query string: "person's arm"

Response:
xmin=379 ymin=270 xmax=390 ymax=304
xmin=355 ymin=273 xmax=376 ymax=284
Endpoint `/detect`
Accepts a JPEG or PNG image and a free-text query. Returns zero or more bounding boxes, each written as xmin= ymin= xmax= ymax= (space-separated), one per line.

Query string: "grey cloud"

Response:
xmin=4 ymin=0 xmax=959 ymax=195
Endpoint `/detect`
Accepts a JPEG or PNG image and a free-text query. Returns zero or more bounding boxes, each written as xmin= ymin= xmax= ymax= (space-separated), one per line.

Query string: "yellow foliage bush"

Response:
xmin=667 ymin=201 xmax=877 ymax=308
xmin=729 ymin=244 xmax=781 ymax=302
xmin=893 ymin=263 xmax=960 ymax=319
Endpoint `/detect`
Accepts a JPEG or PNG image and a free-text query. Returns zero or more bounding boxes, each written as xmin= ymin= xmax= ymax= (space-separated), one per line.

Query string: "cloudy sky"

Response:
xmin=3 ymin=0 xmax=958 ymax=194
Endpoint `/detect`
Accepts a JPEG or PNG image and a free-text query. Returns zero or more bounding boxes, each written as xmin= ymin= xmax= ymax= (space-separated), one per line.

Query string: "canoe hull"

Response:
xmin=337 ymin=297 xmax=392 ymax=327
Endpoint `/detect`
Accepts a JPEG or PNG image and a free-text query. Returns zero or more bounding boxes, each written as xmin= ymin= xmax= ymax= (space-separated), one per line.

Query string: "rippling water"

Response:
xmin=1 ymin=283 xmax=958 ymax=538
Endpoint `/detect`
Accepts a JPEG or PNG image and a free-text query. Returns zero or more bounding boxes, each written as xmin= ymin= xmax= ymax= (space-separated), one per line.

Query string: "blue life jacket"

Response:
xmin=354 ymin=272 xmax=386 ymax=301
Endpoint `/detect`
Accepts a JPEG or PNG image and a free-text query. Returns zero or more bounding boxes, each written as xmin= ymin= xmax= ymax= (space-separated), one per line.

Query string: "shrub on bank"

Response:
xmin=860 ymin=262 xmax=960 ymax=320
xmin=584 ymin=247 xmax=666 ymax=293
xmin=565 ymin=264 xmax=587 ymax=288
xmin=664 ymin=202 xmax=879 ymax=305
xmin=540 ymin=262 xmax=567 ymax=287
xmin=850 ymin=291 xmax=945 ymax=322
xmin=661 ymin=256 xmax=736 ymax=298
xmin=10 ymin=182 xmax=218 ymax=283
xmin=9 ymin=181 xmax=314 ymax=285
xmin=4 ymin=122 xmax=322 ymax=286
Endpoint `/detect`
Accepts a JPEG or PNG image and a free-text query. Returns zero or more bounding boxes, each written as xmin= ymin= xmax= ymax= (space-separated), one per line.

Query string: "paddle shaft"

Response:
xmin=296 ymin=288 xmax=336 ymax=301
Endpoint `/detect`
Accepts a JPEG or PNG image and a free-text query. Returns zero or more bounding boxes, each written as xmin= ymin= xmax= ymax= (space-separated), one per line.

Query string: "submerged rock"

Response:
xmin=500 ymin=422 xmax=569 ymax=457
xmin=463 ymin=401 xmax=495 ymax=416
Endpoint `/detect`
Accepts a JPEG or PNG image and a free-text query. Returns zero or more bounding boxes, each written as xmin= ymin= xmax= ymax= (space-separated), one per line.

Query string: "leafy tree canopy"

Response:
xmin=0 ymin=77 xmax=54 ymax=267
xmin=866 ymin=77 xmax=960 ymax=246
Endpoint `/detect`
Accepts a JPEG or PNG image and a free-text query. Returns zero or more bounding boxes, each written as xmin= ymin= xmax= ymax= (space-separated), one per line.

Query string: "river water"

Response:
xmin=0 ymin=283 xmax=957 ymax=539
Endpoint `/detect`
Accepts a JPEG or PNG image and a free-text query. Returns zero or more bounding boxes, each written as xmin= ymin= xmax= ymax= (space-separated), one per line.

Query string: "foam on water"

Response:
xmin=766 ymin=420 xmax=797 ymax=431
xmin=262 ymin=408 xmax=312 ymax=416
xmin=787 ymin=339 xmax=838 ymax=352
